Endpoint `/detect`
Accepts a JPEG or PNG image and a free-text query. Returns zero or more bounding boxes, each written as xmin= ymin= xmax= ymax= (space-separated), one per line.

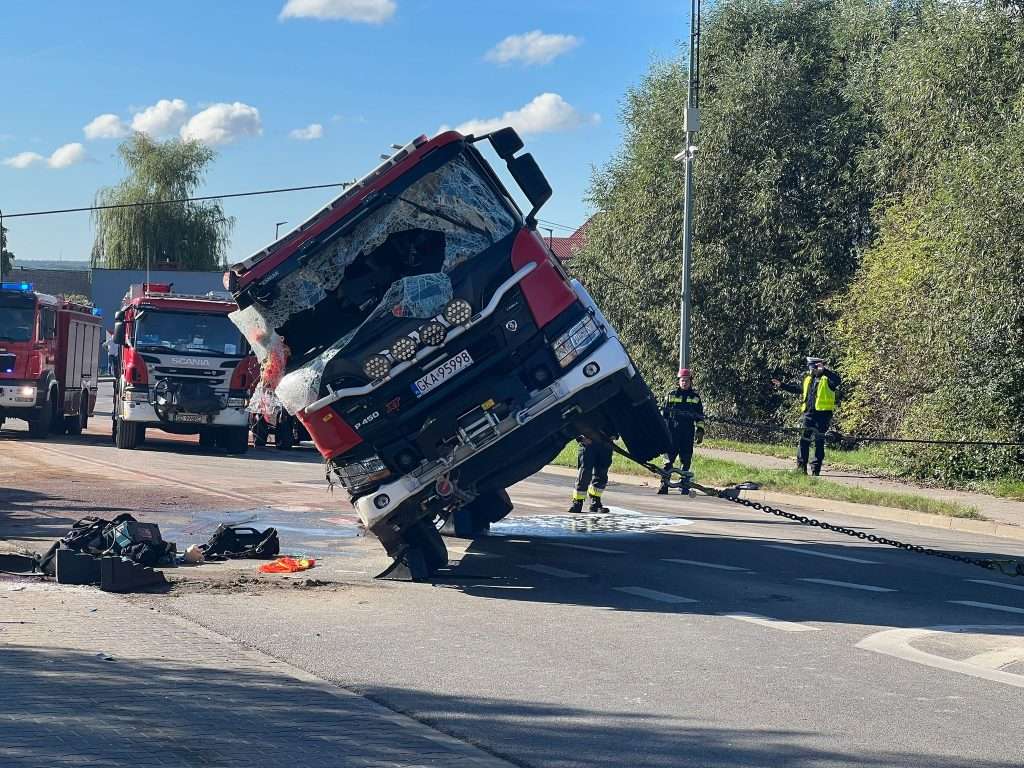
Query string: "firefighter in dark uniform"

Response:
xmin=772 ymin=357 xmax=841 ymax=476
xmin=659 ymin=368 xmax=705 ymax=494
xmin=568 ymin=436 xmax=613 ymax=514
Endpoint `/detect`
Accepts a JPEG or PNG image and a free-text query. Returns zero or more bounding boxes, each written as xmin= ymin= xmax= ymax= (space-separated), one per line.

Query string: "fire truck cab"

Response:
xmin=110 ymin=283 xmax=256 ymax=452
xmin=0 ymin=281 xmax=102 ymax=437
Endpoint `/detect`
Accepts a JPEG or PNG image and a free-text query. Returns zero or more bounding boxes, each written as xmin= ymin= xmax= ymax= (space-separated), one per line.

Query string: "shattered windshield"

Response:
xmin=232 ymin=148 xmax=519 ymax=414
xmin=0 ymin=307 xmax=35 ymax=342
xmin=135 ymin=311 xmax=244 ymax=357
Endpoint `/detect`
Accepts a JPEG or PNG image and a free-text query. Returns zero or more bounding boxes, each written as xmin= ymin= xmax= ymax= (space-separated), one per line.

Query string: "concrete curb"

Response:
xmin=539 ymin=465 xmax=1024 ymax=543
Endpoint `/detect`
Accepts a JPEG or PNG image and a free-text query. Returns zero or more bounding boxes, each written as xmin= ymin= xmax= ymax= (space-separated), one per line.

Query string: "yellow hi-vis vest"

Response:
xmin=801 ymin=374 xmax=836 ymax=412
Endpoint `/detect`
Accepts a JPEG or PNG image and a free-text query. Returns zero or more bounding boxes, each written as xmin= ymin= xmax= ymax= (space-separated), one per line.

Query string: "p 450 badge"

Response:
xmin=353 ymin=411 xmax=380 ymax=430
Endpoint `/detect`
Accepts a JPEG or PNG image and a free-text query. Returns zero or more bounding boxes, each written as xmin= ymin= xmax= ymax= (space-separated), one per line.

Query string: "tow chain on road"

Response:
xmin=605 ymin=442 xmax=1024 ymax=579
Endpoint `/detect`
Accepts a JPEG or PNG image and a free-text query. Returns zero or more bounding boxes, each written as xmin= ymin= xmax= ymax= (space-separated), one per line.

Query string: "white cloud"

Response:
xmin=279 ymin=0 xmax=395 ymax=23
xmin=289 ymin=123 xmax=324 ymax=140
xmin=2 ymin=151 xmax=44 ymax=169
xmin=449 ymin=93 xmax=599 ymax=137
xmin=180 ymin=102 xmax=262 ymax=146
xmin=47 ymin=142 xmax=87 ymax=169
xmin=486 ymin=31 xmax=581 ymax=66
xmin=131 ymin=98 xmax=190 ymax=137
xmin=84 ymin=113 xmax=129 ymax=140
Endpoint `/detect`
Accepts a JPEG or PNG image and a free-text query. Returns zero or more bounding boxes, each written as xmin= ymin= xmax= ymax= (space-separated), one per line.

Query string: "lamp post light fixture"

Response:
xmin=275 ymin=221 xmax=288 ymax=239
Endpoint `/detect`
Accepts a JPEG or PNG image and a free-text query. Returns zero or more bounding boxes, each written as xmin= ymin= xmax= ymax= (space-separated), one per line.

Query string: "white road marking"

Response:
xmin=766 ymin=544 xmax=878 ymax=564
xmin=949 ymin=601 xmax=1024 ymax=615
xmin=723 ymin=612 xmax=821 ymax=632
xmin=967 ymin=579 xmax=1024 ymax=593
xmin=857 ymin=625 xmax=1024 ymax=689
xmin=613 ymin=586 xmax=698 ymax=604
xmin=519 ymin=564 xmax=588 ymax=579
xmin=798 ymin=578 xmax=897 ymax=593
xmin=662 ymin=558 xmax=752 ymax=572
xmin=512 ymin=500 xmax=548 ymax=509
xmin=963 ymin=648 xmax=1024 ymax=671
xmin=549 ymin=542 xmax=625 ymax=555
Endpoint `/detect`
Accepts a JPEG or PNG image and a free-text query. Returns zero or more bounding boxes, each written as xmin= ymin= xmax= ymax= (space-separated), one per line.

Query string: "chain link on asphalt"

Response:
xmin=605 ymin=442 xmax=1024 ymax=579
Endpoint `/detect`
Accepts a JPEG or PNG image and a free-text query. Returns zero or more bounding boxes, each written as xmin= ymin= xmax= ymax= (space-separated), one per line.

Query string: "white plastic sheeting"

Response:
xmin=231 ymin=152 xmax=516 ymax=415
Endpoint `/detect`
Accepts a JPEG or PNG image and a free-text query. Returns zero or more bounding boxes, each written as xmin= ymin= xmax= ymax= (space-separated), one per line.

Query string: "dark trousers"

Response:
xmin=797 ymin=411 xmax=832 ymax=469
xmin=575 ymin=441 xmax=613 ymax=497
xmin=662 ymin=422 xmax=696 ymax=476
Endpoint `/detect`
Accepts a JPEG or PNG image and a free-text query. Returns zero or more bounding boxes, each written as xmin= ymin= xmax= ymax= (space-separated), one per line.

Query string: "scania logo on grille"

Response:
xmin=169 ymin=357 xmax=212 ymax=367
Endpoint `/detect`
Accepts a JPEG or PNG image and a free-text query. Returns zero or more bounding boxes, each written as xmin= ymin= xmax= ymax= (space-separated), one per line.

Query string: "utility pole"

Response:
xmin=676 ymin=0 xmax=701 ymax=372
xmin=275 ymin=221 xmax=288 ymax=240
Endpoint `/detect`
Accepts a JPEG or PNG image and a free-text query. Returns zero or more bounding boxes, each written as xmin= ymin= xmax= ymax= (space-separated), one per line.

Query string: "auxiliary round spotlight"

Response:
xmin=390 ymin=335 xmax=417 ymax=362
xmin=373 ymin=494 xmax=391 ymax=510
xmin=583 ymin=362 xmax=600 ymax=378
xmin=418 ymin=320 xmax=447 ymax=347
xmin=362 ymin=354 xmax=392 ymax=380
xmin=443 ymin=298 xmax=472 ymax=325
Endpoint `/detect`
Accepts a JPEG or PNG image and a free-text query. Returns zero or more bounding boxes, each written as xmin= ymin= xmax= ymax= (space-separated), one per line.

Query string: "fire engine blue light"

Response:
xmin=1 ymin=281 xmax=33 ymax=292
xmin=91 ymin=307 xmax=103 ymax=316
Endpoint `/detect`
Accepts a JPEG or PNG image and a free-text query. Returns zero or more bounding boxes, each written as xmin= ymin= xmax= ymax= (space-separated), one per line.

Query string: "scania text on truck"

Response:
xmin=0 ymin=281 xmax=102 ymax=437
xmin=226 ymin=127 xmax=670 ymax=579
xmin=110 ymin=283 xmax=256 ymax=452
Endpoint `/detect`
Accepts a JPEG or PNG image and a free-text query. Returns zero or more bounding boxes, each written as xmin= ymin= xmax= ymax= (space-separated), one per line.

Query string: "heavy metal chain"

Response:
xmin=606 ymin=442 xmax=1024 ymax=578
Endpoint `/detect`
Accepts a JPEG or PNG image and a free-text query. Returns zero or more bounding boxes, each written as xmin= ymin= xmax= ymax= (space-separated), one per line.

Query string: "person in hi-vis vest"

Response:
xmin=772 ymin=357 xmax=841 ymax=476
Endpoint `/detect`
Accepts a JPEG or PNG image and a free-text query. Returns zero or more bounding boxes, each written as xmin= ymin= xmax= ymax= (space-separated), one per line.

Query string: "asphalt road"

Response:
xmin=2 ymin=382 xmax=1023 ymax=767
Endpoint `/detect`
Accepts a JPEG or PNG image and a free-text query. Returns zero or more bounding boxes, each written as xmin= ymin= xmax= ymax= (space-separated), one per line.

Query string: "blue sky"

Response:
xmin=0 ymin=0 xmax=685 ymax=265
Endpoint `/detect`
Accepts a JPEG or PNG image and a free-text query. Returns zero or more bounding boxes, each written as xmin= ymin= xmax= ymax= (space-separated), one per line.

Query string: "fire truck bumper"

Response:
xmin=118 ymin=401 xmax=249 ymax=427
xmin=0 ymin=382 xmax=39 ymax=410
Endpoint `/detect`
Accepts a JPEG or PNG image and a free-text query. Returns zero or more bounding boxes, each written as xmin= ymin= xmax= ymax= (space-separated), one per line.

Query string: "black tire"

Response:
xmin=403 ymin=519 xmax=449 ymax=574
xmin=612 ymin=393 xmax=671 ymax=463
xmin=219 ymin=426 xmax=249 ymax=455
xmin=114 ymin=418 xmax=141 ymax=449
xmin=27 ymin=388 xmax=53 ymax=438
xmin=251 ymin=416 xmax=268 ymax=447
xmin=65 ymin=392 xmax=88 ymax=435
xmin=47 ymin=389 xmax=63 ymax=435
xmin=442 ymin=489 xmax=514 ymax=538
xmin=275 ymin=416 xmax=295 ymax=450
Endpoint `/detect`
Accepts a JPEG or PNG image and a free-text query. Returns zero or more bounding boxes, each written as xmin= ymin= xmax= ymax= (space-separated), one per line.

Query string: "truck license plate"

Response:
xmin=412 ymin=350 xmax=474 ymax=398
xmin=175 ymin=413 xmax=206 ymax=423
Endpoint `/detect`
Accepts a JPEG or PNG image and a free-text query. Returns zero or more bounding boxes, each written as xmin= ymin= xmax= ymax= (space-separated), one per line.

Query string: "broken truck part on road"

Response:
xmin=226 ymin=127 xmax=670 ymax=580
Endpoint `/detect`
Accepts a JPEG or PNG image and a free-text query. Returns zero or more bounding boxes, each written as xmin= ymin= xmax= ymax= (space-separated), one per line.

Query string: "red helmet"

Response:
xmin=678 ymin=368 xmax=691 ymax=377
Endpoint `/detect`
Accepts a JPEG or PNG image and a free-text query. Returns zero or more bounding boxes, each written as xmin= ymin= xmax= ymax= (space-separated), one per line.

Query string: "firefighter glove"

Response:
xmin=695 ymin=427 xmax=704 ymax=444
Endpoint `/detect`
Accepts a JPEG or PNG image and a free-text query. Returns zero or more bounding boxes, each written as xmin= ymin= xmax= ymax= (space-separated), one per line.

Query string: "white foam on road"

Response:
xmin=548 ymin=542 xmax=625 ymax=554
xmin=723 ymin=612 xmax=821 ymax=632
xmin=662 ymin=558 xmax=752 ymax=572
xmin=613 ymin=586 xmax=698 ymax=604
xmin=518 ymin=564 xmax=589 ymax=579
xmin=949 ymin=601 xmax=1024 ymax=615
xmin=967 ymin=579 xmax=1024 ymax=594
xmin=766 ymin=544 xmax=879 ymax=564
xmin=798 ymin=578 xmax=897 ymax=593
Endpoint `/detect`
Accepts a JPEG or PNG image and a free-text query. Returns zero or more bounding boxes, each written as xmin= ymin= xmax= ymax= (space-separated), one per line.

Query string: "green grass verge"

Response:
xmin=552 ymin=442 xmax=983 ymax=519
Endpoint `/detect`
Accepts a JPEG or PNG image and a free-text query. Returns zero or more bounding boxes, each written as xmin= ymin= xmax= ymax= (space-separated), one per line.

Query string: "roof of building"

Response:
xmin=547 ymin=216 xmax=595 ymax=261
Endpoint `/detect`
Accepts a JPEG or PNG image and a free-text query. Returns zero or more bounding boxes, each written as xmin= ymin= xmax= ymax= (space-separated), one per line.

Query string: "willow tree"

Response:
xmin=91 ymin=134 xmax=233 ymax=270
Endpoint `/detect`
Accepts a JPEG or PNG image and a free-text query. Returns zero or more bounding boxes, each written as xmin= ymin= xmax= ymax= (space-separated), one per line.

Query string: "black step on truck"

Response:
xmin=225 ymin=127 xmax=670 ymax=579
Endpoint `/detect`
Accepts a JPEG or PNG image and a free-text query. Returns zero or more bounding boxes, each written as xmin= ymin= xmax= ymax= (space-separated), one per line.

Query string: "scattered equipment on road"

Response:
xmin=109 ymin=283 xmax=257 ymax=452
xmin=225 ymin=127 xmax=670 ymax=580
xmin=0 ymin=281 xmax=102 ymax=437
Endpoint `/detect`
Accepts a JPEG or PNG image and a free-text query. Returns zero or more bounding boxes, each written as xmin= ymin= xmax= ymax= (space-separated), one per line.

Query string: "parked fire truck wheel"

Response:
xmin=27 ymin=388 xmax=54 ymax=438
xmin=114 ymin=418 xmax=143 ymax=449
xmin=65 ymin=392 xmax=88 ymax=435
xmin=218 ymin=426 xmax=249 ymax=455
xmin=47 ymin=387 xmax=63 ymax=435
xmin=251 ymin=416 xmax=269 ymax=447
xmin=275 ymin=416 xmax=295 ymax=450
xmin=441 ymin=489 xmax=514 ymax=538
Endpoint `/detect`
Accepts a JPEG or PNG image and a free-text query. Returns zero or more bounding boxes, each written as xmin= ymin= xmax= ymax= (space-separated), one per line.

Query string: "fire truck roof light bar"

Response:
xmin=304 ymin=261 xmax=537 ymax=414
xmin=1 ymin=282 xmax=33 ymax=292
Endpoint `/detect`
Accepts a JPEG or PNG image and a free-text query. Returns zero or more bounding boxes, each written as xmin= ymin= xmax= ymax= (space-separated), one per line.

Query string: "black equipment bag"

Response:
xmin=200 ymin=524 xmax=280 ymax=559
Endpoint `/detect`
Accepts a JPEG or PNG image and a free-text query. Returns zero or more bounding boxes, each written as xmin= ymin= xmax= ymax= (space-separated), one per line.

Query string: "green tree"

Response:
xmin=1 ymin=222 xmax=14 ymax=277
xmin=91 ymin=134 xmax=233 ymax=270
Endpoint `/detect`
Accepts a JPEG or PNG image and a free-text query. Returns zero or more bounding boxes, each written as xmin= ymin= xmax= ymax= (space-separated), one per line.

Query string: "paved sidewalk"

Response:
xmin=0 ymin=578 xmax=513 ymax=768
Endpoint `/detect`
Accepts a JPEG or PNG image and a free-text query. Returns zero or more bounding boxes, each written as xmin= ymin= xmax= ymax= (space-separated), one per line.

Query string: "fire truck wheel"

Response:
xmin=47 ymin=387 xmax=63 ymax=435
xmin=27 ymin=393 xmax=52 ymax=437
xmin=275 ymin=417 xmax=295 ymax=450
xmin=218 ymin=426 xmax=249 ymax=455
xmin=441 ymin=489 xmax=514 ymax=538
xmin=114 ymin=418 xmax=142 ymax=449
xmin=65 ymin=392 xmax=88 ymax=435
xmin=402 ymin=519 xmax=449 ymax=577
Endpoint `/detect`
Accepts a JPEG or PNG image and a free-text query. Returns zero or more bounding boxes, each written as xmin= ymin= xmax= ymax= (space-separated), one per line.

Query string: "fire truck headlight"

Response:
xmin=19 ymin=386 xmax=35 ymax=398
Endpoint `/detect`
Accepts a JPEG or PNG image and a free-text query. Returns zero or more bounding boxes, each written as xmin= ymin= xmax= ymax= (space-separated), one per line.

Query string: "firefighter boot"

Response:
xmin=796 ymin=460 xmax=808 ymax=474
xmin=568 ymin=498 xmax=585 ymax=514
xmin=588 ymin=494 xmax=609 ymax=514
xmin=810 ymin=464 xmax=822 ymax=477
xmin=657 ymin=481 xmax=669 ymax=495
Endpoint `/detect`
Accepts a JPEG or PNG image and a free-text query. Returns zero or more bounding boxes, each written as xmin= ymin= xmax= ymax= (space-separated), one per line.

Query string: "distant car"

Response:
xmin=226 ymin=127 xmax=670 ymax=579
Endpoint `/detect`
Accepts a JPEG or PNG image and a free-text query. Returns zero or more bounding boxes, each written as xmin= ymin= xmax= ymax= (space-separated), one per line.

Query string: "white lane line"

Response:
xmin=949 ymin=600 xmax=1024 ymax=615
xmin=967 ymin=579 xmax=1024 ymax=593
xmin=662 ymin=558 xmax=752 ymax=572
xmin=613 ymin=586 xmax=698 ymax=604
xmin=963 ymin=648 xmax=1024 ymax=671
xmin=512 ymin=500 xmax=548 ymax=509
xmin=519 ymin=564 xmax=589 ymax=579
xmin=723 ymin=613 xmax=821 ymax=632
xmin=549 ymin=542 xmax=626 ymax=555
xmin=766 ymin=544 xmax=878 ymax=564
xmin=798 ymin=578 xmax=897 ymax=593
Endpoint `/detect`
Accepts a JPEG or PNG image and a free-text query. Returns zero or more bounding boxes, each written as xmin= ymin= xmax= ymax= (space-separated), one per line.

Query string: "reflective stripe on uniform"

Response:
xmin=588 ymin=487 xmax=603 ymax=498
xmin=572 ymin=491 xmax=586 ymax=501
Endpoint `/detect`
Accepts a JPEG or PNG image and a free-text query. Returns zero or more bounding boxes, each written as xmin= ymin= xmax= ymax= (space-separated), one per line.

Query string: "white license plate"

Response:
xmin=412 ymin=350 xmax=474 ymax=397
xmin=175 ymin=413 xmax=206 ymax=423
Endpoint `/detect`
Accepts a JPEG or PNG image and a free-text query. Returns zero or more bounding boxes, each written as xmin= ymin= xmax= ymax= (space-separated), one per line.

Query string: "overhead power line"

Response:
xmin=535 ymin=218 xmax=579 ymax=232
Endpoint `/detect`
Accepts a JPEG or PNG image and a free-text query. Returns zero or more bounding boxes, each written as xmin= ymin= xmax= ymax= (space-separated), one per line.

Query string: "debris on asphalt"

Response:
xmin=259 ymin=556 xmax=316 ymax=574
xmin=183 ymin=544 xmax=205 ymax=564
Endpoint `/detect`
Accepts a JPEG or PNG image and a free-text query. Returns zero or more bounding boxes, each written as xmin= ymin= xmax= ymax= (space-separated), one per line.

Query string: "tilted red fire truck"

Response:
xmin=0 ymin=281 xmax=102 ymax=436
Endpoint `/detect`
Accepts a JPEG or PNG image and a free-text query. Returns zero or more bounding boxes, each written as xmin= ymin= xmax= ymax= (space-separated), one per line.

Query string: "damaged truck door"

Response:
xmin=226 ymin=128 xmax=670 ymax=580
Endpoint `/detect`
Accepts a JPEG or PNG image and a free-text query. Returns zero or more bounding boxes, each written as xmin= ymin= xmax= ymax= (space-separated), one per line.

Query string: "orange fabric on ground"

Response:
xmin=258 ymin=556 xmax=316 ymax=573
